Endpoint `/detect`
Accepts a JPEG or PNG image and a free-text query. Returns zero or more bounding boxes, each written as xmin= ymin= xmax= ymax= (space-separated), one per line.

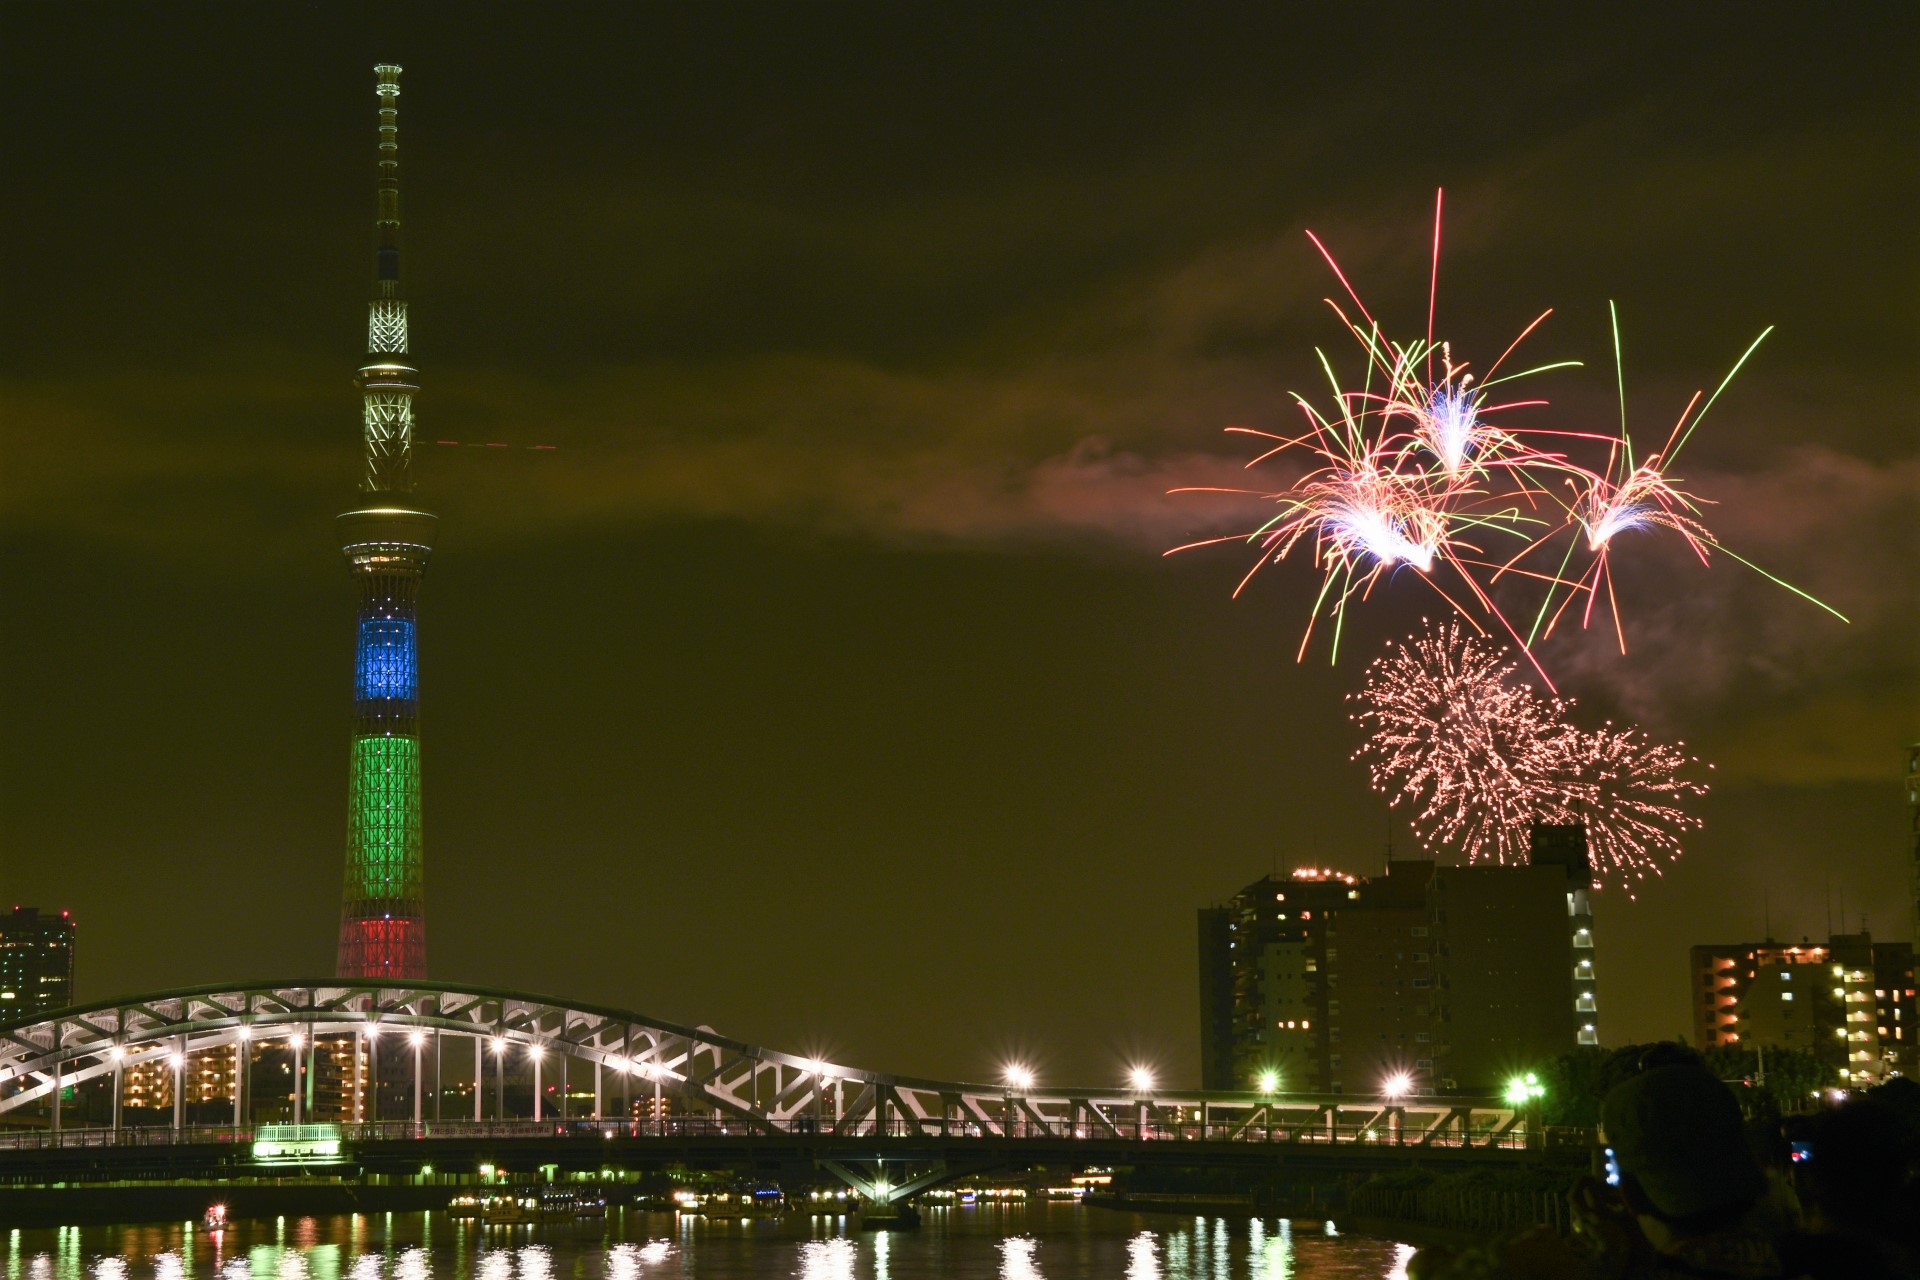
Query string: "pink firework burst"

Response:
xmin=1350 ymin=620 xmax=1709 ymax=892
xmin=1170 ymin=190 xmax=1589 ymax=674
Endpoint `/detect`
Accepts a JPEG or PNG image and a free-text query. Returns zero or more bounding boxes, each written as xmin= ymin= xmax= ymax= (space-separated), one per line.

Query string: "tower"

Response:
xmin=336 ymin=64 xmax=435 ymax=978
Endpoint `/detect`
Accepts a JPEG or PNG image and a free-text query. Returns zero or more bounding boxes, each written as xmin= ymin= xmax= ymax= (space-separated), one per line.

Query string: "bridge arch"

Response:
xmin=0 ymin=979 xmax=1522 ymax=1158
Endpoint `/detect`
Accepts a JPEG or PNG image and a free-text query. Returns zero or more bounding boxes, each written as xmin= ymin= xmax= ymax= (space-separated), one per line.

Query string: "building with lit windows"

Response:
xmin=1198 ymin=828 xmax=1595 ymax=1096
xmin=1688 ymin=932 xmax=1915 ymax=1085
xmin=0 ymin=907 xmax=76 ymax=1016
xmin=1908 ymin=741 xmax=1919 ymax=960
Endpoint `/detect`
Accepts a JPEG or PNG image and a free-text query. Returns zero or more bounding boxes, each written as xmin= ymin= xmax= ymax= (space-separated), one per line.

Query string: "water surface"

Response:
xmin=4 ymin=1206 xmax=1415 ymax=1279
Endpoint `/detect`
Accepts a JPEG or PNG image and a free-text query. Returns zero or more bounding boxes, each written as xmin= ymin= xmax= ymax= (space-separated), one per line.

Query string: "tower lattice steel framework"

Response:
xmin=337 ymin=65 xmax=435 ymax=978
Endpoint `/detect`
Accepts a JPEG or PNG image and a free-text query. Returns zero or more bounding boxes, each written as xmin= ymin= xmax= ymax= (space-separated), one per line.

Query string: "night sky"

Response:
xmin=3 ymin=5 xmax=1915 ymax=1088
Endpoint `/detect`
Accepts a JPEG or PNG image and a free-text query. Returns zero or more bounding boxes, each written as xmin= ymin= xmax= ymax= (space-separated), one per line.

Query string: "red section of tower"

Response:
xmin=338 ymin=917 xmax=426 ymax=977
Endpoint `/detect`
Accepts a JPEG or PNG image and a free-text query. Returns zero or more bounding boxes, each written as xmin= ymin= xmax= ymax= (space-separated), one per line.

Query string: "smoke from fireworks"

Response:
xmin=1350 ymin=620 xmax=1709 ymax=892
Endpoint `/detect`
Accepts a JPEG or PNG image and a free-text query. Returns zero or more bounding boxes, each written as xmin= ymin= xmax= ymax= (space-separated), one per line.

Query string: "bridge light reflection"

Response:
xmin=1004 ymin=1065 xmax=1034 ymax=1091
xmin=1256 ymin=1069 xmax=1279 ymax=1094
xmin=491 ymin=1037 xmax=506 ymax=1055
xmin=1382 ymin=1071 xmax=1413 ymax=1100
xmin=1128 ymin=1066 xmax=1155 ymax=1093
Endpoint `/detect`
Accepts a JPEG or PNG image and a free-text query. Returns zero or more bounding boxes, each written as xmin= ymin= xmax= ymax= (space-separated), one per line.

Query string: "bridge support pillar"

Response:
xmin=473 ymin=1037 xmax=482 ymax=1122
xmin=533 ymin=1051 xmax=542 ymax=1121
xmin=413 ymin=1037 xmax=423 ymax=1125
xmin=111 ymin=1052 xmax=123 ymax=1134
xmin=50 ymin=1055 xmax=60 ymax=1135
xmin=593 ymin=1060 xmax=603 ymax=1120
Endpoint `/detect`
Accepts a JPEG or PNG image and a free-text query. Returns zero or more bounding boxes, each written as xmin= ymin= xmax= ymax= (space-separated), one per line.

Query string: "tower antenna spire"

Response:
xmin=375 ymin=64 xmax=402 ymax=289
xmin=360 ymin=63 xmax=415 ymax=492
xmin=336 ymin=63 xmax=436 ymax=980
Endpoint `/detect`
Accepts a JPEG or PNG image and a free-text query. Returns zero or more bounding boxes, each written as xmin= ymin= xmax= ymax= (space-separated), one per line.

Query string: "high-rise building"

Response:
xmin=0 ymin=907 xmax=76 ymax=1016
xmin=1907 ymin=741 xmax=1919 ymax=954
xmin=337 ymin=64 xmax=436 ymax=978
xmin=1689 ymin=931 xmax=1915 ymax=1086
xmin=1197 ymin=907 xmax=1236 ymax=1091
xmin=1198 ymin=836 xmax=1593 ymax=1095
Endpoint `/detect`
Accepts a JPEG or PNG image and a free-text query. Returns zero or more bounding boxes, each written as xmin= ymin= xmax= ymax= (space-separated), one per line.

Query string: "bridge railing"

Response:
xmin=0 ymin=1115 xmax=1551 ymax=1152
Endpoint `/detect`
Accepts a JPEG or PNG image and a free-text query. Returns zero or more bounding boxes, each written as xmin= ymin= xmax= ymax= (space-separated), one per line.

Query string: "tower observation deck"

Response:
xmin=337 ymin=64 xmax=434 ymax=978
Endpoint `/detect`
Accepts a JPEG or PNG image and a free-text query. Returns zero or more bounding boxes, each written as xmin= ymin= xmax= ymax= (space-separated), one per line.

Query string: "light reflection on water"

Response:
xmin=6 ymin=1207 xmax=1412 ymax=1279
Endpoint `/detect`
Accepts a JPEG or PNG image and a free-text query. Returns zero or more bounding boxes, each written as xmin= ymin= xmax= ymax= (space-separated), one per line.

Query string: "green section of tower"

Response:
xmin=345 ymin=734 xmax=423 ymax=905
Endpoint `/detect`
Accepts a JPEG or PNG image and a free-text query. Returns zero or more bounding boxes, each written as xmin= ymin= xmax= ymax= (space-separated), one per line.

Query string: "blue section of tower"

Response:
xmin=355 ymin=618 xmax=417 ymax=704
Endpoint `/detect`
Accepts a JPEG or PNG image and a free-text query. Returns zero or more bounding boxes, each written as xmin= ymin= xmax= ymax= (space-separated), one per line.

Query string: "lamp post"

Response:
xmin=1003 ymin=1065 xmax=1033 ymax=1138
xmin=234 ymin=1027 xmax=250 ymax=1130
xmin=1381 ymin=1071 xmax=1413 ymax=1144
xmin=110 ymin=1046 xmax=125 ymax=1135
xmin=411 ymin=1031 xmax=425 ymax=1127
xmin=1128 ymin=1066 xmax=1154 ymax=1138
xmin=290 ymin=1033 xmax=306 ymax=1126
xmin=1504 ymin=1072 xmax=1546 ymax=1146
xmin=531 ymin=1044 xmax=544 ymax=1123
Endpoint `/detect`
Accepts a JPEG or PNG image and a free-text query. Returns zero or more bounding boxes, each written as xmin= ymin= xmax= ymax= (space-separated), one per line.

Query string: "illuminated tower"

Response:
xmin=336 ymin=64 xmax=434 ymax=978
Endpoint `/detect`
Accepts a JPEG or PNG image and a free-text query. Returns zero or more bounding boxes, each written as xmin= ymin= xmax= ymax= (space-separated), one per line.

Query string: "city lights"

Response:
xmin=1382 ymin=1071 xmax=1413 ymax=1100
xmin=1128 ymin=1066 xmax=1155 ymax=1092
xmin=1256 ymin=1069 xmax=1279 ymax=1094
xmin=1004 ymin=1065 xmax=1034 ymax=1091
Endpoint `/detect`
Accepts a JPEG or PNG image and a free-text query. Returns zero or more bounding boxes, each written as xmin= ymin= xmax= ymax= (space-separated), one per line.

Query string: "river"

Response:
xmin=3 ymin=1206 xmax=1415 ymax=1279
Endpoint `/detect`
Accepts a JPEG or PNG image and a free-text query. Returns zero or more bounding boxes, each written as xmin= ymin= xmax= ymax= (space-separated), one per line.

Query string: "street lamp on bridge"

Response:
xmin=1002 ymin=1064 xmax=1034 ymax=1138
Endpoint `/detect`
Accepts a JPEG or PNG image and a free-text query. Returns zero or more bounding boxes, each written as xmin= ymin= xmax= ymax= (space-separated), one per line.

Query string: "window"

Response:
xmin=1412 ymin=979 xmax=1430 ymax=989
xmin=1781 ymin=993 xmax=1793 ymax=1002
xmin=1411 ymin=927 xmax=1428 ymax=937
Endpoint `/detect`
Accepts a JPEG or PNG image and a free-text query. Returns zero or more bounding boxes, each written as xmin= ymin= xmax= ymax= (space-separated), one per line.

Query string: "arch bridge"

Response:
xmin=0 ymin=980 xmax=1543 ymax=1199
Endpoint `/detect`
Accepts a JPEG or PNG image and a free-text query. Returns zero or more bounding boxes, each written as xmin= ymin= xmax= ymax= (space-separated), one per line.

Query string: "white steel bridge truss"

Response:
xmin=0 ymin=980 xmax=1522 ymax=1156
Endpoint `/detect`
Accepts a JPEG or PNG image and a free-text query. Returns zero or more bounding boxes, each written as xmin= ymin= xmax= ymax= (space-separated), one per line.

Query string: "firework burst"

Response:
xmin=1169 ymin=190 xmax=1588 ymax=672
xmin=1350 ymin=620 xmax=1709 ymax=892
xmin=1176 ymin=199 xmax=1847 ymax=679
xmin=1513 ymin=304 xmax=1846 ymax=651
